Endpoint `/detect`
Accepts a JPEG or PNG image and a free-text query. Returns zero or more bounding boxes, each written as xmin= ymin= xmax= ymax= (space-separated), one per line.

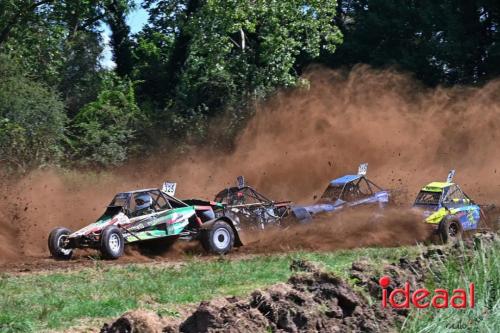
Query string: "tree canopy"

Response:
xmin=0 ymin=0 xmax=499 ymax=172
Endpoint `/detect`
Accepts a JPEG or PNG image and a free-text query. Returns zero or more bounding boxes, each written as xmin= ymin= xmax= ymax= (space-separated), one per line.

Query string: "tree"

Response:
xmin=326 ymin=0 xmax=500 ymax=85
xmin=69 ymin=73 xmax=145 ymax=167
xmin=104 ymin=0 xmax=135 ymax=77
xmin=0 ymin=55 xmax=66 ymax=172
xmin=139 ymin=0 xmax=342 ymax=143
xmin=0 ymin=0 xmax=55 ymax=46
xmin=1 ymin=1 xmax=112 ymax=115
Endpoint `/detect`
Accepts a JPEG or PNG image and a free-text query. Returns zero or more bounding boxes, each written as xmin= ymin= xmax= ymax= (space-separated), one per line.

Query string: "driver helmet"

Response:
xmin=135 ymin=193 xmax=152 ymax=210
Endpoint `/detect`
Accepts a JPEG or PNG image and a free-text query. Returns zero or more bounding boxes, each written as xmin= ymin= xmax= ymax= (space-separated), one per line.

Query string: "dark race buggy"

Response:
xmin=213 ymin=176 xmax=292 ymax=230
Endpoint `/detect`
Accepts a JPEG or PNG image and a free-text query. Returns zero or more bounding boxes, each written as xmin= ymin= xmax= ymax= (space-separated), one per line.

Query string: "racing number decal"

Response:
xmin=457 ymin=208 xmax=480 ymax=230
xmin=469 ymin=208 xmax=480 ymax=226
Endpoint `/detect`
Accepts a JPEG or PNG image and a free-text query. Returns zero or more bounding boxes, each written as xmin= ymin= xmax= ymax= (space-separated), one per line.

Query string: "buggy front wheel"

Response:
xmin=100 ymin=225 xmax=124 ymax=259
xmin=438 ymin=219 xmax=463 ymax=243
xmin=48 ymin=227 xmax=73 ymax=260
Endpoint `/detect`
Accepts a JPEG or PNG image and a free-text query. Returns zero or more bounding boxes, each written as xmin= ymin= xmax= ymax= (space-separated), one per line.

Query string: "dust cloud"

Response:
xmin=240 ymin=208 xmax=430 ymax=253
xmin=1 ymin=65 xmax=500 ymax=262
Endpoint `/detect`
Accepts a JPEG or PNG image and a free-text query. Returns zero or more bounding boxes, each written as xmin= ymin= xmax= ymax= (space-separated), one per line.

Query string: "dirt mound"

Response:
xmin=100 ymin=310 xmax=170 ymax=333
xmin=102 ymin=268 xmax=399 ymax=333
xmin=100 ymin=232 xmax=499 ymax=333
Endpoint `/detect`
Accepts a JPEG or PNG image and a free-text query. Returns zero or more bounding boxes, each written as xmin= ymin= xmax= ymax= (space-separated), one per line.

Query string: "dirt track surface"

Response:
xmin=0 ymin=207 xmax=430 ymax=274
xmin=0 ymin=245 xmax=244 ymax=275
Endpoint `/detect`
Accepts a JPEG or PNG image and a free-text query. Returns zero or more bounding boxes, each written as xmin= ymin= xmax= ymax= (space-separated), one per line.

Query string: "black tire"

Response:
xmin=438 ymin=219 xmax=463 ymax=244
xmin=201 ymin=220 xmax=235 ymax=254
xmin=100 ymin=225 xmax=124 ymax=259
xmin=48 ymin=227 xmax=73 ymax=260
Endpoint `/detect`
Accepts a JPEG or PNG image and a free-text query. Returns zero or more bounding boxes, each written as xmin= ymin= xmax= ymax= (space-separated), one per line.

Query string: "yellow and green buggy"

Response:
xmin=413 ymin=170 xmax=499 ymax=242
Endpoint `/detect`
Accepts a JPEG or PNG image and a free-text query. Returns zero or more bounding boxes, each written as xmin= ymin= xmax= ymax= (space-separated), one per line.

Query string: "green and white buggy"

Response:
xmin=48 ymin=183 xmax=242 ymax=260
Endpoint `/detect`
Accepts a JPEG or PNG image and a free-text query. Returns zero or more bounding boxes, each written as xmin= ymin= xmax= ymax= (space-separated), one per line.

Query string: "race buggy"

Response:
xmin=413 ymin=170 xmax=500 ymax=243
xmin=48 ymin=182 xmax=242 ymax=260
xmin=292 ymin=163 xmax=390 ymax=221
xmin=213 ymin=176 xmax=292 ymax=229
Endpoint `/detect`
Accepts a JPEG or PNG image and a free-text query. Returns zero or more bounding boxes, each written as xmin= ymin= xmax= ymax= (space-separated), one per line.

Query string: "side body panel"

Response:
xmin=292 ymin=190 xmax=389 ymax=221
xmin=122 ymin=206 xmax=196 ymax=243
xmin=449 ymin=205 xmax=481 ymax=230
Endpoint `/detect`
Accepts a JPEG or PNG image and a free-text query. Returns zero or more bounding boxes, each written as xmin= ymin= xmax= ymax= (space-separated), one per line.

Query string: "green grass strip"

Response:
xmin=0 ymin=247 xmax=415 ymax=332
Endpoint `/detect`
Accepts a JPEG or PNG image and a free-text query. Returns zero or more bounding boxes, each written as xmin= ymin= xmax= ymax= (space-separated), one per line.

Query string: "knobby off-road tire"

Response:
xmin=201 ymin=220 xmax=235 ymax=254
xmin=438 ymin=219 xmax=463 ymax=244
xmin=48 ymin=227 xmax=73 ymax=260
xmin=100 ymin=225 xmax=124 ymax=259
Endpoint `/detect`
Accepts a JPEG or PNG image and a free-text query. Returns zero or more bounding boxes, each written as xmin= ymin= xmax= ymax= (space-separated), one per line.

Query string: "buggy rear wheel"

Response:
xmin=48 ymin=227 xmax=73 ymax=260
xmin=100 ymin=225 xmax=124 ymax=259
xmin=438 ymin=219 xmax=463 ymax=243
xmin=201 ymin=220 xmax=235 ymax=254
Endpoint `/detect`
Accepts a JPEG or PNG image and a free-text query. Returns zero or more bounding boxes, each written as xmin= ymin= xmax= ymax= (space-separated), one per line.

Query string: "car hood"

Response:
xmin=69 ymin=211 xmax=129 ymax=237
xmin=412 ymin=205 xmax=445 ymax=224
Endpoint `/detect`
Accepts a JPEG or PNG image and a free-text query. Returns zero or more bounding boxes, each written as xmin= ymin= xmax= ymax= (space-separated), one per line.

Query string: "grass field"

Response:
xmin=0 ymin=247 xmax=417 ymax=332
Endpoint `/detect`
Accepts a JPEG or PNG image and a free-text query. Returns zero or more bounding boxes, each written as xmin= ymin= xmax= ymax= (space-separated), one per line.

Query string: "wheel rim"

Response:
xmin=109 ymin=233 xmax=121 ymax=253
xmin=213 ymin=228 xmax=230 ymax=249
xmin=57 ymin=234 xmax=71 ymax=255
xmin=448 ymin=223 xmax=459 ymax=238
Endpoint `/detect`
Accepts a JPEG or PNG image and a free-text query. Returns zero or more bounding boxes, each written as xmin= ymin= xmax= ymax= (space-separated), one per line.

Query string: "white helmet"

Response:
xmin=135 ymin=193 xmax=152 ymax=210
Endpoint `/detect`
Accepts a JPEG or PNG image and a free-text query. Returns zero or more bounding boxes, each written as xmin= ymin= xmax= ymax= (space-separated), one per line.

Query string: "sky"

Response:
xmin=101 ymin=1 xmax=148 ymax=69
xmin=128 ymin=2 xmax=149 ymax=34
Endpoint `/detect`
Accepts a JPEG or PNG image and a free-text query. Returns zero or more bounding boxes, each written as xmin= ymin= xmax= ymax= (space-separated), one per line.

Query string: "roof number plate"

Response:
xmin=358 ymin=163 xmax=368 ymax=176
xmin=237 ymin=176 xmax=245 ymax=189
xmin=162 ymin=182 xmax=177 ymax=196
xmin=447 ymin=170 xmax=456 ymax=183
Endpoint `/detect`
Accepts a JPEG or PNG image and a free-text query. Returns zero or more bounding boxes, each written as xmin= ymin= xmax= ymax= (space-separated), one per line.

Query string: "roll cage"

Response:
xmin=214 ymin=186 xmax=274 ymax=206
xmin=108 ymin=189 xmax=189 ymax=217
xmin=414 ymin=184 xmax=474 ymax=207
xmin=320 ymin=176 xmax=384 ymax=202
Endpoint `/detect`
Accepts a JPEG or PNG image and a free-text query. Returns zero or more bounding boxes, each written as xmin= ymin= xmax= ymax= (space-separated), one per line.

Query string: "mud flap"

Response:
xmin=201 ymin=217 xmax=243 ymax=246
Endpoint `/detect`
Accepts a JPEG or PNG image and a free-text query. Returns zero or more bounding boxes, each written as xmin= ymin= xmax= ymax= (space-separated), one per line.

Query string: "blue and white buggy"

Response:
xmin=292 ymin=163 xmax=390 ymax=222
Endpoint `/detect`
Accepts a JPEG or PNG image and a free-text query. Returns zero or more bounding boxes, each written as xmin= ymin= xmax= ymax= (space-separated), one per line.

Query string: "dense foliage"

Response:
xmin=1 ymin=0 xmax=499 ymax=171
xmin=0 ymin=55 xmax=66 ymax=172
xmin=328 ymin=0 xmax=500 ymax=85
